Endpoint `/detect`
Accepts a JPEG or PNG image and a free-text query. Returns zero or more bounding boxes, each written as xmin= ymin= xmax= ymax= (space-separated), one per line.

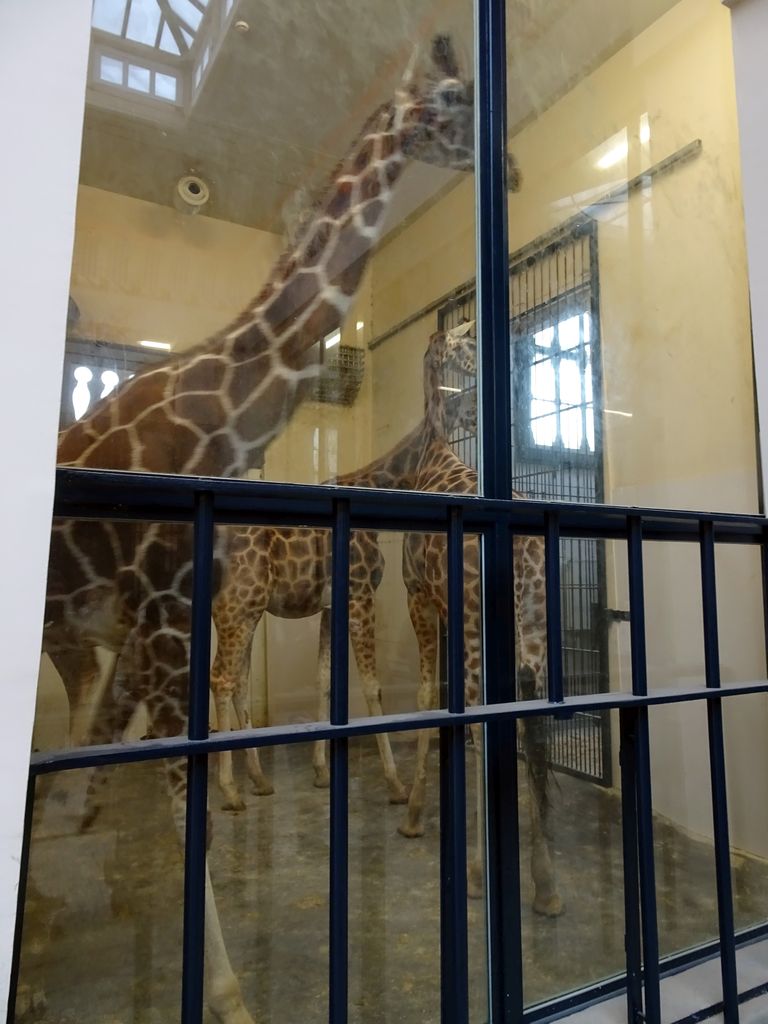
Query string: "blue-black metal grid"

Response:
xmin=13 ymin=463 xmax=768 ymax=1024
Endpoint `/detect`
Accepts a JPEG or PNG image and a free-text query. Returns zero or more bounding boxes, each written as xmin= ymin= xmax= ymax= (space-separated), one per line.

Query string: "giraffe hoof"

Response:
xmin=397 ymin=821 xmax=425 ymax=839
xmin=533 ymin=893 xmax=564 ymax=918
xmin=222 ymin=794 xmax=246 ymax=811
xmin=250 ymin=779 xmax=275 ymax=797
xmin=314 ymin=768 xmax=331 ymax=789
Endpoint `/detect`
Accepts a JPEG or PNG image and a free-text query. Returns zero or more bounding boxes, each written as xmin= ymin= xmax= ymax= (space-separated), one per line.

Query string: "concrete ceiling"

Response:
xmin=79 ymin=0 xmax=680 ymax=236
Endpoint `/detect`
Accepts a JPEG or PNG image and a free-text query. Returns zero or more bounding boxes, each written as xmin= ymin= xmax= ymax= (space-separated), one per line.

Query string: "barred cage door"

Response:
xmin=439 ymin=220 xmax=612 ymax=786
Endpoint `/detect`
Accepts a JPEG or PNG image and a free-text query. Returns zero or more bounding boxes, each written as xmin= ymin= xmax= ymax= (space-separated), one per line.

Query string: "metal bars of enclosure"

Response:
xmin=11 ymin=465 xmax=768 ymax=1024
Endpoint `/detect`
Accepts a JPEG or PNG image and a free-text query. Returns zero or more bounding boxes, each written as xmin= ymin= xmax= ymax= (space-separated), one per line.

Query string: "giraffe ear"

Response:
xmin=431 ymin=35 xmax=459 ymax=78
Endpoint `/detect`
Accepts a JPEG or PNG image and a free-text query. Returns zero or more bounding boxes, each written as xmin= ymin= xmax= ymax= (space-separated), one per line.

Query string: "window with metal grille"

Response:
xmin=59 ymin=338 xmax=164 ymax=429
xmin=439 ymin=220 xmax=611 ymax=788
xmin=511 ymin=228 xmax=599 ymax=462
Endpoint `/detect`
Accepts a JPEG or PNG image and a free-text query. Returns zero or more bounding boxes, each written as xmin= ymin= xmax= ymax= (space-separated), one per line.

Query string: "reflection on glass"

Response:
xmin=16 ymin=763 xmax=184 ymax=1022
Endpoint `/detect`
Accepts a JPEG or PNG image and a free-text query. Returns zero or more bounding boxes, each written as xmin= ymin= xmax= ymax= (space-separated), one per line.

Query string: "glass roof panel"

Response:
xmin=92 ymin=0 xmax=126 ymax=36
xmin=125 ymin=0 xmax=162 ymax=47
xmin=169 ymin=0 xmax=205 ymax=32
xmin=159 ymin=23 xmax=181 ymax=55
xmin=91 ymin=0 xmax=209 ymax=55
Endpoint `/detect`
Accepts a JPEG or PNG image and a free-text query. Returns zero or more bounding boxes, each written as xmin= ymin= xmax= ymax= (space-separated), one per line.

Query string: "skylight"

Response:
xmin=91 ymin=0 xmax=210 ymax=56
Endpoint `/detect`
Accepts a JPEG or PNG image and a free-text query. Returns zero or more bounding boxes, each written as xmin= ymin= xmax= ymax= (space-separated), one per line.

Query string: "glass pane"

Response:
xmin=99 ymin=54 xmax=123 ymax=85
xmin=92 ymin=0 xmax=126 ymax=36
xmin=560 ymin=405 xmax=583 ymax=449
xmin=206 ymin=742 xmax=327 ymax=1023
xmin=531 ymin=409 xmax=557 ymax=446
xmin=127 ymin=64 xmax=150 ymax=92
xmin=16 ymin=762 xmax=184 ymax=1021
xmin=534 ymin=325 xmax=554 ymax=347
xmin=125 ymin=0 xmax=161 ymax=46
xmin=519 ymin=712 xmax=624 ymax=1007
xmin=531 ymin=359 xmax=555 ymax=401
xmin=505 ymin=0 xmax=759 ymax=530
xmin=559 ymin=358 xmax=582 ymax=406
xmin=558 ymin=313 xmax=581 ymax=350
xmin=154 ymin=71 xmax=177 ymax=101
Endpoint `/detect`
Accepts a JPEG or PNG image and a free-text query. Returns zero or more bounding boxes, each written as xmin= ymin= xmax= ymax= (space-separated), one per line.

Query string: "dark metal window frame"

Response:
xmin=11 ymin=3 xmax=767 ymax=1022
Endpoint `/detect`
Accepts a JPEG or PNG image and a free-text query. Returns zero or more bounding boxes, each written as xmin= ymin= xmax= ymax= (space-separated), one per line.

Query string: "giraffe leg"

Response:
xmin=398 ymin=591 xmax=439 ymax=838
xmin=519 ymin=665 xmax=562 ymax=917
xmin=313 ymin=608 xmax=331 ymax=788
xmin=462 ymin=616 xmax=484 ymax=898
xmin=211 ymin=600 xmax=272 ymax=810
xmin=230 ymin=655 xmax=273 ymax=797
xmin=48 ymin=646 xmax=130 ymax=832
xmin=468 ymin=722 xmax=485 ymax=899
xmin=349 ymin=594 xmax=407 ymax=804
xmin=80 ymin=666 xmax=138 ymax=832
xmin=161 ymin=757 xmax=255 ymax=1024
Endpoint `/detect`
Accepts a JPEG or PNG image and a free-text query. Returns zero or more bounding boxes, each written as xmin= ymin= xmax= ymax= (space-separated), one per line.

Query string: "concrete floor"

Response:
xmin=16 ymin=736 xmax=768 ymax=1023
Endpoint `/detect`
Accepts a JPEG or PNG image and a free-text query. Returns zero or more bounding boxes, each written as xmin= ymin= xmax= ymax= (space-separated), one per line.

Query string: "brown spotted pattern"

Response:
xmin=397 ymin=324 xmax=563 ymax=916
xmin=210 ymin=339 xmax=479 ymax=811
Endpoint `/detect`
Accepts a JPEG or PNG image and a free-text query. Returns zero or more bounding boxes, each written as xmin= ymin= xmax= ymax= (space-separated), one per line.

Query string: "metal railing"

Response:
xmin=12 ymin=464 xmax=768 ymax=1024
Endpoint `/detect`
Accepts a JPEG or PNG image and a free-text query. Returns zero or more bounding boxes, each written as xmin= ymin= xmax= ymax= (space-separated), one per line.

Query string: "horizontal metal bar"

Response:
xmin=525 ymin=921 xmax=768 ymax=1024
xmin=53 ymin=468 xmax=767 ymax=545
xmin=30 ymin=680 xmax=768 ymax=775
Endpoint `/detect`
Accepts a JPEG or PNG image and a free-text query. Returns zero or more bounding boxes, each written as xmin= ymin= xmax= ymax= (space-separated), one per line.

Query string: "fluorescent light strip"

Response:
xmin=139 ymin=339 xmax=172 ymax=351
xmin=438 ymin=386 xmax=463 ymax=393
xmin=605 ymin=408 xmax=633 ymax=418
xmin=324 ymin=330 xmax=341 ymax=349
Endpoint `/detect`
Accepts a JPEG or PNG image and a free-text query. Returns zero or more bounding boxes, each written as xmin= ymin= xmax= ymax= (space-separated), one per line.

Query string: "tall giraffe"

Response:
xmin=209 ymin=365 xmax=477 ymax=812
xmin=398 ymin=321 xmax=562 ymax=916
xmin=38 ymin=37 xmax=516 ymax=1024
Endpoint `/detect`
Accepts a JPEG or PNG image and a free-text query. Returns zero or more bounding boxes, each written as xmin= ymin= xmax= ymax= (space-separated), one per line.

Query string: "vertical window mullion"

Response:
xmin=544 ymin=511 xmax=564 ymax=704
xmin=440 ymin=507 xmax=469 ymax=1024
xmin=182 ymin=489 xmax=214 ymax=1024
xmin=699 ymin=522 xmax=739 ymax=1021
xmin=626 ymin=516 xmax=661 ymax=1024
xmin=329 ymin=498 xmax=350 ymax=1024
xmin=476 ymin=0 xmax=521 ymax=1016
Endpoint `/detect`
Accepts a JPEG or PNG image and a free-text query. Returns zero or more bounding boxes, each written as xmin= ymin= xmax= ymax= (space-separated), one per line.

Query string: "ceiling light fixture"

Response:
xmin=605 ymin=408 xmax=633 ymax=417
xmin=596 ymin=140 xmax=628 ymax=170
xmin=324 ymin=330 xmax=341 ymax=349
xmin=438 ymin=385 xmax=463 ymax=393
xmin=139 ymin=339 xmax=172 ymax=351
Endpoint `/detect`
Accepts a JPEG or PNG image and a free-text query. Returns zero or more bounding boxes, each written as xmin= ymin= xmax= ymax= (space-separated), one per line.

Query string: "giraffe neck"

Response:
xmin=57 ymin=95 xmax=414 ymax=478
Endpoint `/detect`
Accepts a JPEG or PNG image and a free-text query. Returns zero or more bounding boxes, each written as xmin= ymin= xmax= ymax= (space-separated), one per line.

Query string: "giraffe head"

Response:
xmin=401 ymin=36 xmax=522 ymax=190
xmin=423 ymin=320 xmax=478 ymax=437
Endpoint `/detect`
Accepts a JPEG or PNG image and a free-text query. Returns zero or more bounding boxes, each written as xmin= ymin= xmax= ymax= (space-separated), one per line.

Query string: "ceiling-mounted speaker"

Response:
xmin=174 ymin=174 xmax=210 ymax=214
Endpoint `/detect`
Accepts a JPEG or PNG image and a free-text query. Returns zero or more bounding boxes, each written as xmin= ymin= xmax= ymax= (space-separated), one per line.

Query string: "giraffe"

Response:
xmin=209 ymin=373 xmax=477 ymax=813
xmin=398 ymin=321 xmax=562 ymax=916
xmin=35 ymin=36 xmax=519 ymax=1024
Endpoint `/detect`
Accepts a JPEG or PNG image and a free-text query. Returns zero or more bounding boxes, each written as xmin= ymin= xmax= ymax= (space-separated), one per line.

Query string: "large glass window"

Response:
xmin=15 ymin=1 xmax=767 ymax=1022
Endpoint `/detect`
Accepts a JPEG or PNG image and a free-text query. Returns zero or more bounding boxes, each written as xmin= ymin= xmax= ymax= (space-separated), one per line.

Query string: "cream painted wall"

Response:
xmin=366 ymin=0 xmax=768 ymax=854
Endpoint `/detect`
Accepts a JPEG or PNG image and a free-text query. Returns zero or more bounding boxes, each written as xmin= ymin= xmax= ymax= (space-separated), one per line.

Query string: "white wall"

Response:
xmin=727 ymin=0 xmax=768 ymax=490
xmin=0 ymin=0 xmax=91 ymax=1008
